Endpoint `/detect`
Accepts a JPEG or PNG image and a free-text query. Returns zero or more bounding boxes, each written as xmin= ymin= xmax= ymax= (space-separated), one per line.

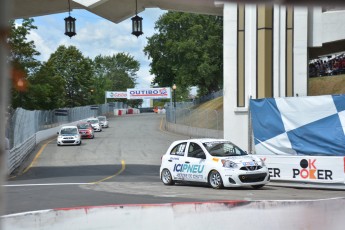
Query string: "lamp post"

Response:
xmin=172 ymin=84 xmax=176 ymax=123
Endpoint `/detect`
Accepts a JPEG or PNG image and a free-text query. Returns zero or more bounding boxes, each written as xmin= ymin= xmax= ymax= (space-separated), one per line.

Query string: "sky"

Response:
xmin=26 ymin=7 xmax=166 ymax=89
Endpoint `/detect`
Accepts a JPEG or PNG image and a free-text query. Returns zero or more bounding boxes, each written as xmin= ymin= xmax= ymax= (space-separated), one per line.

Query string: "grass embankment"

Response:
xmin=178 ymin=97 xmax=223 ymax=130
xmin=183 ymin=74 xmax=345 ymax=130
xmin=309 ymin=74 xmax=345 ymax=95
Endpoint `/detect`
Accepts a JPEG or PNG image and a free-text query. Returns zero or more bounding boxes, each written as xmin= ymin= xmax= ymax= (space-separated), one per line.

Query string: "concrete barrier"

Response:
xmin=2 ymin=199 xmax=345 ymax=230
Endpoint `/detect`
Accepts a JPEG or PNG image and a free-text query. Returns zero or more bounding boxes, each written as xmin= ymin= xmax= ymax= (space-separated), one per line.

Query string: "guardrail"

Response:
xmin=7 ymin=135 xmax=36 ymax=174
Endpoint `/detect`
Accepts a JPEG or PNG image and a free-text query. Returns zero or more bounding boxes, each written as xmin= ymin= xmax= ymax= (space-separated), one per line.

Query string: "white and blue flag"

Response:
xmin=250 ymin=95 xmax=345 ymax=156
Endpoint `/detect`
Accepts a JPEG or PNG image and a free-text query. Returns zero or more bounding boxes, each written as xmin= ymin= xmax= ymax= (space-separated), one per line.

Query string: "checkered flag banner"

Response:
xmin=250 ymin=95 xmax=345 ymax=156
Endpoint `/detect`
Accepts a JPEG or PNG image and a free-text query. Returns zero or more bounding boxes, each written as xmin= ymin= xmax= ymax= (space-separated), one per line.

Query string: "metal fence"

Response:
xmin=7 ymin=102 xmax=125 ymax=150
xmin=193 ymin=90 xmax=223 ymax=105
xmin=5 ymin=102 xmax=126 ymax=174
xmin=165 ymin=107 xmax=223 ymax=138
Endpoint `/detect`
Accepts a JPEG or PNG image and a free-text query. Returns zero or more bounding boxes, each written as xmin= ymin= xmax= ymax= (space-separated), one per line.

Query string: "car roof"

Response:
xmin=172 ymin=138 xmax=228 ymax=145
xmin=87 ymin=118 xmax=99 ymax=120
xmin=60 ymin=126 xmax=78 ymax=129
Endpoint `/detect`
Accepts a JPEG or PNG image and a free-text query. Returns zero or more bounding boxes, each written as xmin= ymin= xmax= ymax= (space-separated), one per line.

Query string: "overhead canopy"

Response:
xmin=11 ymin=0 xmax=223 ymax=23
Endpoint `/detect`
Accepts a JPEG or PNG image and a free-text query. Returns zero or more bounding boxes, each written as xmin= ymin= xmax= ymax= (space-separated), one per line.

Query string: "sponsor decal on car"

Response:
xmin=242 ymin=161 xmax=257 ymax=167
xmin=173 ymin=164 xmax=204 ymax=173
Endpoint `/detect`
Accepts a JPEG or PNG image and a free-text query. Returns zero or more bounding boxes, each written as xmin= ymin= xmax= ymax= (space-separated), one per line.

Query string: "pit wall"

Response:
xmin=2 ymin=199 xmax=345 ymax=230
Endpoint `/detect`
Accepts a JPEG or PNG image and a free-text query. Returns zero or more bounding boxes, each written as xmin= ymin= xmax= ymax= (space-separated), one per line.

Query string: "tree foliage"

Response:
xmin=92 ymin=53 xmax=140 ymax=106
xmin=144 ymin=12 xmax=223 ymax=96
xmin=31 ymin=45 xmax=94 ymax=108
xmin=8 ymin=19 xmax=143 ymax=110
xmin=8 ymin=18 xmax=41 ymax=108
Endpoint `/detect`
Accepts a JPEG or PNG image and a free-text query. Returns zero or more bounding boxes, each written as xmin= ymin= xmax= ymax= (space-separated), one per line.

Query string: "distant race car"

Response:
xmin=97 ymin=116 xmax=109 ymax=128
xmin=87 ymin=118 xmax=102 ymax=132
xmin=160 ymin=139 xmax=270 ymax=189
xmin=77 ymin=122 xmax=94 ymax=139
xmin=57 ymin=126 xmax=82 ymax=146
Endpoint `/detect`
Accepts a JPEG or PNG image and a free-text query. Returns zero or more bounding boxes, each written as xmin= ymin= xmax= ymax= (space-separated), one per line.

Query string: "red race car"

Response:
xmin=77 ymin=122 xmax=95 ymax=139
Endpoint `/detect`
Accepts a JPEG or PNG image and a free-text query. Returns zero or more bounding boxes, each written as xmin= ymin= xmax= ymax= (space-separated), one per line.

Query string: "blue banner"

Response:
xmin=250 ymin=95 xmax=345 ymax=156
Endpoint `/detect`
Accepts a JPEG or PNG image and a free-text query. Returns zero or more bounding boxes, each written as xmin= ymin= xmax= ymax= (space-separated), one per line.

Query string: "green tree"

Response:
xmin=8 ymin=18 xmax=41 ymax=108
xmin=92 ymin=53 xmax=140 ymax=104
xmin=144 ymin=12 xmax=223 ymax=96
xmin=25 ymin=62 xmax=65 ymax=110
xmin=36 ymin=45 xmax=94 ymax=108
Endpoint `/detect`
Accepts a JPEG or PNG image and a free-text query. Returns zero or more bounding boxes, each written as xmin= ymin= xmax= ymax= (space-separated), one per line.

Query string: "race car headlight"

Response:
xmin=74 ymin=135 xmax=79 ymax=138
xmin=221 ymin=160 xmax=237 ymax=168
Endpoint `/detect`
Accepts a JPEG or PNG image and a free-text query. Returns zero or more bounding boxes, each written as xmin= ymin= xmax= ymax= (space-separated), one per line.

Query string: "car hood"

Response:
xmin=216 ymin=155 xmax=260 ymax=164
xmin=60 ymin=134 xmax=78 ymax=136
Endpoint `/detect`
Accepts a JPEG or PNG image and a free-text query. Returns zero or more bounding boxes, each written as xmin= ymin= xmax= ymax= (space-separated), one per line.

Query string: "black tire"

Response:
xmin=251 ymin=184 xmax=265 ymax=189
xmin=161 ymin=169 xmax=175 ymax=185
xmin=208 ymin=170 xmax=223 ymax=189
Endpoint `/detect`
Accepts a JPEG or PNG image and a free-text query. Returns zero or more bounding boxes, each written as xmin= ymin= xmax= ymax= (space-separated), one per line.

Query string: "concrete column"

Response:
xmin=294 ymin=7 xmax=308 ymax=96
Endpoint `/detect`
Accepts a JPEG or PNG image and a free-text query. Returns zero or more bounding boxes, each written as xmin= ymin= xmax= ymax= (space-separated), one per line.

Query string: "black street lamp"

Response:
xmin=131 ymin=0 xmax=143 ymax=37
xmin=64 ymin=0 xmax=76 ymax=38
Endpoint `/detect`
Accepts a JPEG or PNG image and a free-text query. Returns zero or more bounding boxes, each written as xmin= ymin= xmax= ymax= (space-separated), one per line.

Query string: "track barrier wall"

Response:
xmin=2 ymin=199 xmax=345 ymax=230
xmin=6 ymin=103 xmax=126 ymax=175
xmin=259 ymin=155 xmax=345 ymax=184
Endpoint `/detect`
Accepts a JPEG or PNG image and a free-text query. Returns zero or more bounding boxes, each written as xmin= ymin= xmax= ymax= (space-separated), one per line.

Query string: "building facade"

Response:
xmin=219 ymin=2 xmax=345 ymax=151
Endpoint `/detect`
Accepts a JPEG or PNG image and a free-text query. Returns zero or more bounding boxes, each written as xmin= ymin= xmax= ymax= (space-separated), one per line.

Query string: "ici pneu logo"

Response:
xmin=292 ymin=159 xmax=332 ymax=180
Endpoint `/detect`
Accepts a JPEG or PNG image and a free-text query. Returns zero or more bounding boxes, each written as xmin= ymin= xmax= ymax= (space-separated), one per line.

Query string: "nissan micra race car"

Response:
xmin=160 ymin=139 xmax=270 ymax=189
xmin=57 ymin=126 xmax=81 ymax=146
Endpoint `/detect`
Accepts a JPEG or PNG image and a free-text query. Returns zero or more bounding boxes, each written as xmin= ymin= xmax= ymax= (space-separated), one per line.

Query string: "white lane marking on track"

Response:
xmin=3 ymin=183 xmax=93 ymax=187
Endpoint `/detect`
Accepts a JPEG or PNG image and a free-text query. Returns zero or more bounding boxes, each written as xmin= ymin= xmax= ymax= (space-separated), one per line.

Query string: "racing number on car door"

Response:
xmin=169 ymin=142 xmax=187 ymax=180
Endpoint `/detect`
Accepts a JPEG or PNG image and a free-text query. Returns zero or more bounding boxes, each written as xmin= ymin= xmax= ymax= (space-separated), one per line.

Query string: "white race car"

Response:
xmin=97 ymin=116 xmax=109 ymax=128
xmin=57 ymin=126 xmax=82 ymax=146
xmin=160 ymin=139 xmax=270 ymax=189
xmin=87 ymin=118 xmax=102 ymax=132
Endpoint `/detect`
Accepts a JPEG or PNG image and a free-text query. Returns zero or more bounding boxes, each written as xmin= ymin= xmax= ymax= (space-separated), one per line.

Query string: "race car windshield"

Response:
xmin=61 ymin=128 xmax=78 ymax=135
xmin=78 ymin=124 xmax=90 ymax=129
xmin=98 ymin=117 xmax=105 ymax=121
xmin=88 ymin=120 xmax=98 ymax=124
xmin=203 ymin=142 xmax=247 ymax=157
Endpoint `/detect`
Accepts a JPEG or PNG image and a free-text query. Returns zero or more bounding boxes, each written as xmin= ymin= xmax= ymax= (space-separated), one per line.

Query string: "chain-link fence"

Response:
xmin=7 ymin=102 xmax=125 ymax=150
xmin=165 ymin=107 xmax=223 ymax=138
xmin=193 ymin=90 xmax=223 ymax=105
xmin=5 ymin=102 xmax=126 ymax=174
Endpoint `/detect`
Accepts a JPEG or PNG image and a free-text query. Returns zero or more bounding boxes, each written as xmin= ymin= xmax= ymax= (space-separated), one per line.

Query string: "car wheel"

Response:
xmin=91 ymin=135 xmax=94 ymax=139
xmin=209 ymin=170 xmax=223 ymax=189
xmin=161 ymin=169 xmax=175 ymax=185
xmin=251 ymin=184 xmax=265 ymax=189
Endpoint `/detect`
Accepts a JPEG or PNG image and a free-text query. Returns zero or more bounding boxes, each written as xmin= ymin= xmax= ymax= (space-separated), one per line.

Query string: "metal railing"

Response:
xmin=193 ymin=90 xmax=223 ymax=105
xmin=165 ymin=107 xmax=223 ymax=138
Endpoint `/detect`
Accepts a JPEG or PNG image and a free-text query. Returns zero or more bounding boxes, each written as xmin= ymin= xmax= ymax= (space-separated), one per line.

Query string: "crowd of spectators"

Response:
xmin=309 ymin=54 xmax=345 ymax=77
